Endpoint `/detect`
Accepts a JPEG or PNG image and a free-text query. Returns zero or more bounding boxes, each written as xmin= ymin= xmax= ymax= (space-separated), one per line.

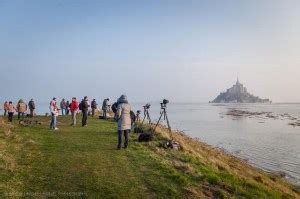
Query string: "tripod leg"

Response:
xmin=153 ymin=112 xmax=164 ymax=133
xmin=141 ymin=114 xmax=146 ymax=126
xmin=165 ymin=112 xmax=172 ymax=132
xmin=146 ymin=112 xmax=151 ymax=124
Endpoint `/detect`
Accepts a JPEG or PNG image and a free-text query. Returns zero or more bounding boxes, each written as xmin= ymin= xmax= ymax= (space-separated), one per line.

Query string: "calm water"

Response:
xmin=10 ymin=102 xmax=300 ymax=184
xmin=135 ymin=103 xmax=300 ymax=184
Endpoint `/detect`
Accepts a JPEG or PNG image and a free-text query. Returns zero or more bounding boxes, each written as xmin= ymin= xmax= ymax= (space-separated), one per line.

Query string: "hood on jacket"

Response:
xmin=117 ymin=95 xmax=128 ymax=104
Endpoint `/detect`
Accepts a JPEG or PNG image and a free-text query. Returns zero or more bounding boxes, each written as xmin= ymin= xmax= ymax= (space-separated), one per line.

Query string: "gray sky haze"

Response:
xmin=0 ymin=0 xmax=299 ymax=103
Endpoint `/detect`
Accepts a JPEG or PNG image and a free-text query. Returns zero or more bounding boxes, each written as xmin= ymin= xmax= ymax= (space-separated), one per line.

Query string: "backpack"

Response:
xmin=111 ymin=102 xmax=118 ymax=113
xmin=79 ymin=102 xmax=83 ymax=111
xmin=91 ymin=101 xmax=97 ymax=109
xmin=138 ymin=132 xmax=153 ymax=142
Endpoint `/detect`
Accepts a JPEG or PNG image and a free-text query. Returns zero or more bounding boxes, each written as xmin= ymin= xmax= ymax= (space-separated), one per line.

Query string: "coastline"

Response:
xmin=151 ymin=124 xmax=300 ymax=197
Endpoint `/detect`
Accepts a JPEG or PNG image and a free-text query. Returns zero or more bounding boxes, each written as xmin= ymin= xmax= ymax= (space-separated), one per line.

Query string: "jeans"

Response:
xmin=118 ymin=130 xmax=130 ymax=149
xmin=18 ymin=112 xmax=25 ymax=120
xmin=71 ymin=111 xmax=77 ymax=125
xmin=8 ymin=112 xmax=14 ymax=122
xmin=82 ymin=111 xmax=88 ymax=126
xmin=50 ymin=113 xmax=57 ymax=129
xmin=61 ymin=108 xmax=65 ymax=116
xmin=4 ymin=110 xmax=7 ymax=116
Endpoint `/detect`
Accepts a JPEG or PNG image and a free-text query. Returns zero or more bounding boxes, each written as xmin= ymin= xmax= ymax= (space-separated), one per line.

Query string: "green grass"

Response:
xmin=0 ymin=116 xmax=299 ymax=198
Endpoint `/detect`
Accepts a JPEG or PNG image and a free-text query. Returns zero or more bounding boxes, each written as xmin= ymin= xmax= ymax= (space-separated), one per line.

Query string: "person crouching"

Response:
xmin=115 ymin=95 xmax=131 ymax=149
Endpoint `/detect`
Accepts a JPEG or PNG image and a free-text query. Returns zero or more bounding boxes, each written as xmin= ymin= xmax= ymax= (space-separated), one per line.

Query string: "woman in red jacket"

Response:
xmin=70 ymin=97 xmax=79 ymax=126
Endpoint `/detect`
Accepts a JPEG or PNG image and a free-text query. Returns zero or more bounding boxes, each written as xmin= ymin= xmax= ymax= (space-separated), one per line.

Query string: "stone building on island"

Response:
xmin=211 ymin=79 xmax=271 ymax=103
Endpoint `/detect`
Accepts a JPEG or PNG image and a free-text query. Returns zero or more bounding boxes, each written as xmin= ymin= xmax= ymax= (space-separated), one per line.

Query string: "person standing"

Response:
xmin=3 ymin=101 xmax=9 ymax=116
xmin=91 ymin=99 xmax=97 ymax=117
xmin=116 ymin=95 xmax=131 ymax=149
xmin=60 ymin=98 xmax=66 ymax=116
xmin=66 ymin=100 xmax=70 ymax=115
xmin=28 ymin=99 xmax=36 ymax=117
xmin=17 ymin=99 xmax=27 ymax=120
xmin=102 ymin=98 xmax=110 ymax=119
xmin=7 ymin=101 xmax=16 ymax=122
xmin=70 ymin=97 xmax=79 ymax=126
xmin=50 ymin=97 xmax=59 ymax=130
xmin=81 ymin=96 xmax=89 ymax=127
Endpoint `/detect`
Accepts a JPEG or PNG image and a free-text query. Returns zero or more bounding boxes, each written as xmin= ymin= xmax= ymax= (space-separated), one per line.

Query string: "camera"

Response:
xmin=162 ymin=99 xmax=169 ymax=105
xmin=160 ymin=99 xmax=169 ymax=108
xmin=143 ymin=103 xmax=151 ymax=109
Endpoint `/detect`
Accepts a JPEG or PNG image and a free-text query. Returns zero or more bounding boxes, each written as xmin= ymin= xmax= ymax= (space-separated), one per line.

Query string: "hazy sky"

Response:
xmin=0 ymin=0 xmax=299 ymax=103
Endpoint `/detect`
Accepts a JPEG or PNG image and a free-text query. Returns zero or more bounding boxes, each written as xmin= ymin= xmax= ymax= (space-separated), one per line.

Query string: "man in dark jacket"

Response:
xmin=91 ymin=99 xmax=97 ymax=117
xmin=81 ymin=96 xmax=90 ymax=127
xmin=66 ymin=100 xmax=70 ymax=115
xmin=28 ymin=99 xmax=35 ymax=117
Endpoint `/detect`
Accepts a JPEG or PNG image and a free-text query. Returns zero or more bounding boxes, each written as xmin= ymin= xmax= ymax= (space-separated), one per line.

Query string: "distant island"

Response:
xmin=210 ymin=79 xmax=272 ymax=103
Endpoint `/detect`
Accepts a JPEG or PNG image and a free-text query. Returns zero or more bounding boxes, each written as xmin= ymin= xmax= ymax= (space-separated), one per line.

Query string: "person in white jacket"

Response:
xmin=116 ymin=95 xmax=131 ymax=149
xmin=50 ymin=97 xmax=59 ymax=130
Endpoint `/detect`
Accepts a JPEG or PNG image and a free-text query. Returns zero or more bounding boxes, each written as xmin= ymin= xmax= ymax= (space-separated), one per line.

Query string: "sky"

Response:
xmin=0 ymin=0 xmax=300 ymax=103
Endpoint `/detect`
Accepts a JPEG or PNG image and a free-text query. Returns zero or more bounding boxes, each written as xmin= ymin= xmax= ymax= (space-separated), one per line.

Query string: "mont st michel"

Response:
xmin=211 ymin=79 xmax=272 ymax=103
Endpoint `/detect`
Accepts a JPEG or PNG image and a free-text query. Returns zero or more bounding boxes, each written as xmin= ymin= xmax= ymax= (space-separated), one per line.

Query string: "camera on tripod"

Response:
xmin=143 ymin=103 xmax=151 ymax=109
xmin=160 ymin=99 xmax=169 ymax=108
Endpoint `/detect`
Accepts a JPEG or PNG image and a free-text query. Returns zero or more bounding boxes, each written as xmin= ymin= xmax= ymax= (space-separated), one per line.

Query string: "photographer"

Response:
xmin=102 ymin=98 xmax=110 ymax=119
xmin=115 ymin=95 xmax=131 ymax=149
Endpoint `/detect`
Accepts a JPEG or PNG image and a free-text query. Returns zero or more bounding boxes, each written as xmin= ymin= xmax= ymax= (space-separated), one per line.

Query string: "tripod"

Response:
xmin=154 ymin=102 xmax=172 ymax=138
xmin=141 ymin=106 xmax=151 ymax=125
xmin=136 ymin=111 xmax=141 ymax=122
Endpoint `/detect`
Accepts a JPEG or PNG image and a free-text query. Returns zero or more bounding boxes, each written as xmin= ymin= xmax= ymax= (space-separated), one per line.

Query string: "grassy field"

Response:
xmin=0 ymin=115 xmax=299 ymax=198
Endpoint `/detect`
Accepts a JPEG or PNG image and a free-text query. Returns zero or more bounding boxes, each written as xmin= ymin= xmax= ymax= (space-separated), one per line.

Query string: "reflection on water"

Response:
xmin=33 ymin=102 xmax=300 ymax=184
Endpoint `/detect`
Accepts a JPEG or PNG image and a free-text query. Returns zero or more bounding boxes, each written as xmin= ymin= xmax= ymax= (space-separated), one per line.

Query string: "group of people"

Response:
xmin=2 ymin=95 xmax=132 ymax=149
xmin=2 ymin=99 xmax=36 ymax=122
xmin=49 ymin=95 xmax=131 ymax=149
xmin=49 ymin=96 xmax=111 ymax=129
